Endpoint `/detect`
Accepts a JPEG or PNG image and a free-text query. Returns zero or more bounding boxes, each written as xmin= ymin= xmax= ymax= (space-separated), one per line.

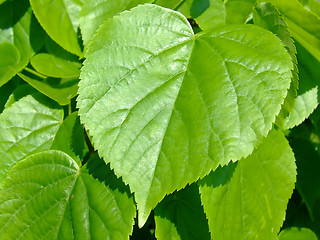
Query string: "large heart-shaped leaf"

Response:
xmin=77 ymin=4 xmax=293 ymax=226
xmin=199 ymin=130 xmax=296 ymax=240
xmin=0 ymin=93 xmax=63 ymax=188
xmin=0 ymin=151 xmax=136 ymax=239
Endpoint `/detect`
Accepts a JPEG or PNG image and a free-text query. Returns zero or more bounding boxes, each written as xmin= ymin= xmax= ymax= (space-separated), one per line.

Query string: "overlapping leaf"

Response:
xmin=78 ymin=4 xmax=293 ymax=226
xmin=0 ymin=151 xmax=136 ymax=240
xmin=0 ymin=0 xmax=45 ymax=86
xmin=262 ymin=0 xmax=320 ymax=62
xmin=154 ymin=184 xmax=210 ymax=240
xmin=30 ymin=53 xmax=81 ymax=79
xmin=30 ymin=0 xmax=82 ymax=56
xmin=199 ymin=130 xmax=296 ymax=240
xmin=278 ymin=227 xmax=318 ymax=240
xmin=0 ymin=93 xmax=63 ymax=187
xmin=253 ymin=2 xmax=299 ymax=128
xmin=195 ymin=0 xmax=256 ymax=30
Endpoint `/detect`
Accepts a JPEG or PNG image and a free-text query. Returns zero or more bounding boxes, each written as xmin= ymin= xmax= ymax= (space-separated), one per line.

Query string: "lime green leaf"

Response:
xmin=30 ymin=53 xmax=81 ymax=78
xmin=0 ymin=0 xmax=6 ymax=5
xmin=278 ymin=227 xmax=318 ymax=240
xmin=51 ymin=111 xmax=88 ymax=163
xmin=253 ymin=2 xmax=299 ymax=127
xmin=299 ymin=0 xmax=320 ymax=17
xmin=0 ymin=150 xmax=136 ymax=239
xmin=19 ymin=71 xmax=79 ymax=106
xmin=154 ymin=184 xmax=210 ymax=240
xmin=262 ymin=0 xmax=320 ymax=62
xmin=154 ymin=0 xmax=184 ymax=9
xmin=0 ymin=42 xmax=20 ymax=85
xmin=283 ymin=87 xmax=318 ymax=130
xmin=0 ymin=1 xmax=45 ymax=86
xmin=78 ymin=4 xmax=293 ymax=226
xmin=30 ymin=0 xmax=82 ymax=56
xmin=199 ymin=130 xmax=296 ymax=240
xmin=0 ymin=93 xmax=63 ymax=188
xmin=79 ymin=0 xmax=153 ymax=47
xmin=195 ymin=0 xmax=256 ymax=30
xmin=176 ymin=0 xmax=193 ymax=18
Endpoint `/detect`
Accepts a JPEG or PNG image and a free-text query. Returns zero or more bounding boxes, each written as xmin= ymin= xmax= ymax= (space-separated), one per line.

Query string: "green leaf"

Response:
xmin=278 ymin=227 xmax=318 ymax=240
xmin=0 ymin=1 xmax=46 ymax=86
xmin=51 ymin=111 xmax=88 ymax=163
xmin=195 ymin=0 xmax=256 ymax=30
xmin=30 ymin=0 xmax=82 ymax=56
xmin=154 ymin=184 xmax=210 ymax=240
xmin=154 ymin=0 xmax=184 ymax=9
xmin=18 ymin=71 xmax=79 ymax=106
xmin=0 ymin=79 xmax=16 ymax=113
xmin=299 ymin=0 xmax=320 ymax=18
xmin=199 ymin=130 xmax=296 ymax=240
xmin=283 ymin=87 xmax=318 ymax=130
xmin=253 ymin=2 xmax=299 ymax=128
xmin=30 ymin=53 xmax=81 ymax=78
xmin=262 ymin=0 xmax=320 ymax=62
xmin=78 ymin=4 xmax=293 ymax=226
xmin=0 ymin=150 xmax=136 ymax=239
xmin=0 ymin=93 xmax=63 ymax=188
xmin=290 ymin=137 xmax=320 ymax=220
xmin=79 ymin=0 xmax=153 ymax=47
xmin=4 ymin=83 xmax=37 ymax=109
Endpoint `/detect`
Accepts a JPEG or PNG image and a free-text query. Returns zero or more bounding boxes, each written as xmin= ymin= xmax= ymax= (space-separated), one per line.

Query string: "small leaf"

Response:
xmin=154 ymin=184 xmax=210 ymax=240
xmin=30 ymin=0 xmax=82 ymax=56
xmin=79 ymin=0 xmax=153 ymax=47
xmin=51 ymin=111 xmax=88 ymax=163
xmin=0 ymin=93 xmax=63 ymax=187
xmin=78 ymin=4 xmax=293 ymax=226
xmin=199 ymin=130 xmax=296 ymax=240
xmin=283 ymin=87 xmax=318 ymax=130
xmin=31 ymin=53 xmax=81 ymax=79
xmin=0 ymin=1 xmax=45 ymax=86
xmin=0 ymin=150 xmax=136 ymax=239
xmin=19 ymin=71 xmax=79 ymax=106
xmin=278 ymin=227 xmax=318 ymax=240
xmin=195 ymin=0 xmax=256 ymax=30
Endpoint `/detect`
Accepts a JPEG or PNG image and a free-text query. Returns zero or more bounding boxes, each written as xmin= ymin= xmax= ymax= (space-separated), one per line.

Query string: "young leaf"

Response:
xmin=253 ymin=2 xmax=299 ymax=127
xmin=262 ymin=0 xmax=320 ymax=62
xmin=199 ymin=130 xmax=296 ymax=240
xmin=0 ymin=93 xmax=63 ymax=188
xmin=0 ymin=1 xmax=45 ymax=86
xmin=195 ymin=0 xmax=256 ymax=30
xmin=283 ymin=87 xmax=318 ymax=130
xmin=78 ymin=4 xmax=293 ymax=226
xmin=18 ymin=72 xmax=79 ymax=106
xmin=154 ymin=184 xmax=210 ymax=240
xmin=79 ymin=0 xmax=153 ymax=47
xmin=0 ymin=150 xmax=136 ymax=240
xmin=278 ymin=227 xmax=318 ymax=240
xmin=30 ymin=53 xmax=81 ymax=79
xmin=51 ymin=111 xmax=88 ymax=163
xmin=30 ymin=0 xmax=82 ymax=56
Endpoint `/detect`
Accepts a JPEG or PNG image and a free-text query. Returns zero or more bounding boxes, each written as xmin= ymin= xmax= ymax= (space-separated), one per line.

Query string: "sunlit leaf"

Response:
xmin=0 ymin=93 xmax=63 ymax=187
xmin=78 ymin=4 xmax=293 ymax=226
xmin=199 ymin=130 xmax=296 ymax=240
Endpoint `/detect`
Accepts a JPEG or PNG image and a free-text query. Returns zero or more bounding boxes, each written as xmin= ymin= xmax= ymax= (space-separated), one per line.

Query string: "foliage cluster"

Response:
xmin=1 ymin=0 xmax=320 ymax=239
